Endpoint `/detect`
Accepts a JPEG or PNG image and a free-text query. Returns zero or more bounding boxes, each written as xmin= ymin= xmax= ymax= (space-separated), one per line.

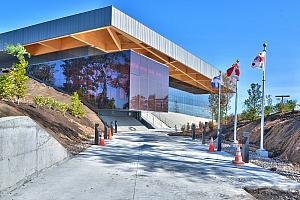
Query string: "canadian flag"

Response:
xmin=226 ymin=63 xmax=240 ymax=80
xmin=251 ymin=51 xmax=266 ymax=69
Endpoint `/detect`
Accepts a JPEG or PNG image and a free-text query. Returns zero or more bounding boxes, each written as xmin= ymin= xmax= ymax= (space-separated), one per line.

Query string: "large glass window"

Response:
xmin=28 ymin=51 xmax=130 ymax=110
xmin=27 ymin=50 xmax=169 ymax=112
xmin=129 ymin=51 xmax=169 ymax=112
xmin=168 ymin=87 xmax=210 ymax=118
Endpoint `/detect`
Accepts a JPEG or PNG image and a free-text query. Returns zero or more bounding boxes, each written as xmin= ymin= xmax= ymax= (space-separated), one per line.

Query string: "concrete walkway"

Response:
xmin=2 ymin=132 xmax=300 ymax=200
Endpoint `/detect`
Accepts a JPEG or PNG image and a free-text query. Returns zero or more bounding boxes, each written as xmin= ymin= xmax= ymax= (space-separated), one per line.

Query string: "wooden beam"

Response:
xmin=70 ymin=34 xmax=107 ymax=52
xmin=121 ymin=42 xmax=153 ymax=50
xmin=60 ymin=37 xmax=87 ymax=50
xmin=107 ymin=28 xmax=122 ymax=50
xmin=165 ymin=60 xmax=178 ymax=65
xmin=25 ymin=43 xmax=56 ymax=56
xmin=38 ymin=42 xmax=59 ymax=51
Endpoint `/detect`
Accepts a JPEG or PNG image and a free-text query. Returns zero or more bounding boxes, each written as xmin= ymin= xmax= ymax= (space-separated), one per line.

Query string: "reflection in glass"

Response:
xmin=129 ymin=51 xmax=168 ymax=112
xmin=168 ymin=87 xmax=210 ymax=118
xmin=28 ymin=51 xmax=130 ymax=110
xmin=27 ymin=50 xmax=169 ymax=112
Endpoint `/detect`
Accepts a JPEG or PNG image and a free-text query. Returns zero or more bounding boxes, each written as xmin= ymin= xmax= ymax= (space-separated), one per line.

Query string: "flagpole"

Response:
xmin=233 ymin=60 xmax=239 ymax=145
xmin=217 ymin=70 xmax=222 ymax=151
xmin=257 ymin=43 xmax=268 ymax=157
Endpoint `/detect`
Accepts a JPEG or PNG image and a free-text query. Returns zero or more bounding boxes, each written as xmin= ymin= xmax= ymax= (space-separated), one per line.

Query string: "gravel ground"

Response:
xmin=222 ymin=144 xmax=300 ymax=183
xmin=245 ymin=188 xmax=300 ymax=200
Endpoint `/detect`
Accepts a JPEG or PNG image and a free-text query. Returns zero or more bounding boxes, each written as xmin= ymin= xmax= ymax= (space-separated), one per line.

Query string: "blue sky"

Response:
xmin=1 ymin=0 xmax=299 ymax=113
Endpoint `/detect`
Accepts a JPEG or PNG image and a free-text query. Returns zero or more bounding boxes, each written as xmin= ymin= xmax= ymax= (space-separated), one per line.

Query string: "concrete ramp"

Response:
xmin=100 ymin=115 xmax=148 ymax=132
xmin=152 ymin=112 xmax=211 ymax=129
xmin=0 ymin=116 xmax=69 ymax=194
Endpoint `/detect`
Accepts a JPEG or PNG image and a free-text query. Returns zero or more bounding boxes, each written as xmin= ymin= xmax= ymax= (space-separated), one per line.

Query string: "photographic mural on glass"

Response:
xmin=28 ymin=50 xmax=130 ymax=110
xmin=129 ymin=51 xmax=169 ymax=112
xmin=27 ymin=50 xmax=169 ymax=112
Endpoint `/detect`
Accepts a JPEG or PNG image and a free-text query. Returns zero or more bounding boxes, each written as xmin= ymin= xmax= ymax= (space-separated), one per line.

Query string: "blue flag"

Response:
xmin=211 ymin=75 xmax=221 ymax=89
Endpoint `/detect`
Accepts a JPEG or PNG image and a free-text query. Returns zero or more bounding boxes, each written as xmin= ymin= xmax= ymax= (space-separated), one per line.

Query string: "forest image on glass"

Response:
xmin=27 ymin=50 xmax=169 ymax=112
xmin=28 ymin=51 xmax=130 ymax=110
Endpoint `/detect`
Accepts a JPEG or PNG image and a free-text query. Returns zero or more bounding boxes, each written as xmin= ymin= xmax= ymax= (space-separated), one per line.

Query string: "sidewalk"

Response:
xmin=3 ymin=132 xmax=300 ymax=200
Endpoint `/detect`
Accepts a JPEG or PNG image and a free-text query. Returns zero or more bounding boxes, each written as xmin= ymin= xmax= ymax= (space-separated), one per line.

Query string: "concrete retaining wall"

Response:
xmin=0 ymin=116 xmax=69 ymax=193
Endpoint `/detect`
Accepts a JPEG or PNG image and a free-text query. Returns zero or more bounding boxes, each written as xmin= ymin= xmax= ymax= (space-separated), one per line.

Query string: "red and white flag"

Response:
xmin=226 ymin=62 xmax=240 ymax=80
xmin=251 ymin=51 xmax=266 ymax=69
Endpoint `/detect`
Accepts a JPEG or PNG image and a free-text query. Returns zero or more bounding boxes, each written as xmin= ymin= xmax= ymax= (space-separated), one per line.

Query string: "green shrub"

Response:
xmin=284 ymin=100 xmax=297 ymax=112
xmin=33 ymin=93 xmax=85 ymax=118
xmin=69 ymin=92 xmax=85 ymax=118
xmin=265 ymin=105 xmax=271 ymax=116
xmin=45 ymin=97 xmax=56 ymax=109
xmin=33 ymin=96 xmax=43 ymax=108
xmin=0 ymin=73 xmax=14 ymax=100
xmin=57 ymin=102 xmax=68 ymax=115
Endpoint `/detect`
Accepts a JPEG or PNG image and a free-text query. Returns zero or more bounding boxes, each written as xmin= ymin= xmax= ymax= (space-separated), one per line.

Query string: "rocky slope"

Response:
xmin=217 ymin=111 xmax=300 ymax=163
xmin=0 ymin=78 xmax=103 ymax=154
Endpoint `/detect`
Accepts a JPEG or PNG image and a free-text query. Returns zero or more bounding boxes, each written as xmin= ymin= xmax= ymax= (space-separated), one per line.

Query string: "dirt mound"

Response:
xmin=0 ymin=78 xmax=103 ymax=154
xmin=215 ymin=111 xmax=300 ymax=163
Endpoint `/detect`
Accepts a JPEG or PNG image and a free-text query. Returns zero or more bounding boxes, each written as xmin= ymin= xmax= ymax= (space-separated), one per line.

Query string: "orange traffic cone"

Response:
xmin=99 ymin=132 xmax=105 ymax=146
xmin=232 ymin=144 xmax=244 ymax=165
xmin=208 ymin=137 xmax=215 ymax=152
xmin=108 ymin=128 xmax=112 ymax=140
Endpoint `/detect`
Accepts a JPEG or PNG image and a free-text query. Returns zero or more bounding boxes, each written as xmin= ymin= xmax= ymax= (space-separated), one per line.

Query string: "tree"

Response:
xmin=69 ymin=92 xmax=86 ymax=118
xmin=2 ymin=44 xmax=30 ymax=103
xmin=266 ymin=94 xmax=272 ymax=107
xmin=0 ymin=74 xmax=14 ymax=99
xmin=4 ymin=44 xmax=30 ymax=61
xmin=243 ymin=83 xmax=262 ymax=121
xmin=264 ymin=105 xmax=271 ymax=116
xmin=208 ymin=93 xmax=218 ymax=127
xmin=10 ymin=60 xmax=29 ymax=103
xmin=222 ymin=74 xmax=235 ymax=124
xmin=285 ymin=100 xmax=297 ymax=112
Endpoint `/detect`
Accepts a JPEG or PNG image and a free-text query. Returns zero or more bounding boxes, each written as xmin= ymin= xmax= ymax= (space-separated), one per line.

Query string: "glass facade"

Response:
xmin=28 ymin=51 xmax=130 ymax=110
xmin=130 ymin=51 xmax=168 ymax=112
xmin=168 ymin=87 xmax=210 ymax=118
xmin=27 ymin=49 xmax=209 ymax=117
xmin=27 ymin=50 xmax=169 ymax=112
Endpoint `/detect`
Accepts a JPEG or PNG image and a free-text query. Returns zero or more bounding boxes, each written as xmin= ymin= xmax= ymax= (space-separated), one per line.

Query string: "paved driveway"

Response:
xmin=3 ymin=132 xmax=300 ymax=200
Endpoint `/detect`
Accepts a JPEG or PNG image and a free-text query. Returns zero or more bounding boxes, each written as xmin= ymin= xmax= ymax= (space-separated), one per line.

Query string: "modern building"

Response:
xmin=0 ymin=6 xmax=219 ymax=118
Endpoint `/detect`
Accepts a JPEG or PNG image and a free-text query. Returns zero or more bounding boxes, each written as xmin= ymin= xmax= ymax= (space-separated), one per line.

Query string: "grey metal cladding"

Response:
xmin=111 ymin=7 xmax=220 ymax=79
xmin=0 ymin=5 xmax=219 ymax=79
xmin=0 ymin=6 xmax=112 ymax=50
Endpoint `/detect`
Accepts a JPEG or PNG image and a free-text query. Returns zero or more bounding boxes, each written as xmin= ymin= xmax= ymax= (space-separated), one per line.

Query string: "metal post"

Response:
xmin=260 ymin=65 xmax=265 ymax=150
xmin=110 ymin=122 xmax=114 ymax=136
xmin=191 ymin=123 xmax=196 ymax=140
xmin=233 ymin=79 xmax=239 ymax=145
xmin=202 ymin=122 xmax=208 ymax=144
xmin=94 ymin=123 xmax=99 ymax=145
xmin=256 ymin=43 xmax=268 ymax=157
xmin=104 ymin=123 xmax=108 ymax=139
xmin=242 ymin=132 xmax=250 ymax=163
xmin=114 ymin=120 xmax=117 ymax=133
xmin=217 ymin=70 xmax=222 ymax=151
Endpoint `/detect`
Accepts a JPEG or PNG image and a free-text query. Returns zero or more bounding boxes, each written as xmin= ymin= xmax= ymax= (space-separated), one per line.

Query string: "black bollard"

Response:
xmin=110 ymin=122 xmax=114 ymax=136
xmin=114 ymin=120 xmax=117 ymax=133
xmin=242 ymin=132 xmax=250 ymax=163
xmin=202 ymin=122 xmax=208 ymax=144
xmin=191 ymin=123 xmax=196 ymax=140
xmin=217 ymin=128 xmax=222 ymax=151
xmin=104 ymin=123 xmax=108 ymax=139
xmin=95 ymin=123 xmax=99 ymax=145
